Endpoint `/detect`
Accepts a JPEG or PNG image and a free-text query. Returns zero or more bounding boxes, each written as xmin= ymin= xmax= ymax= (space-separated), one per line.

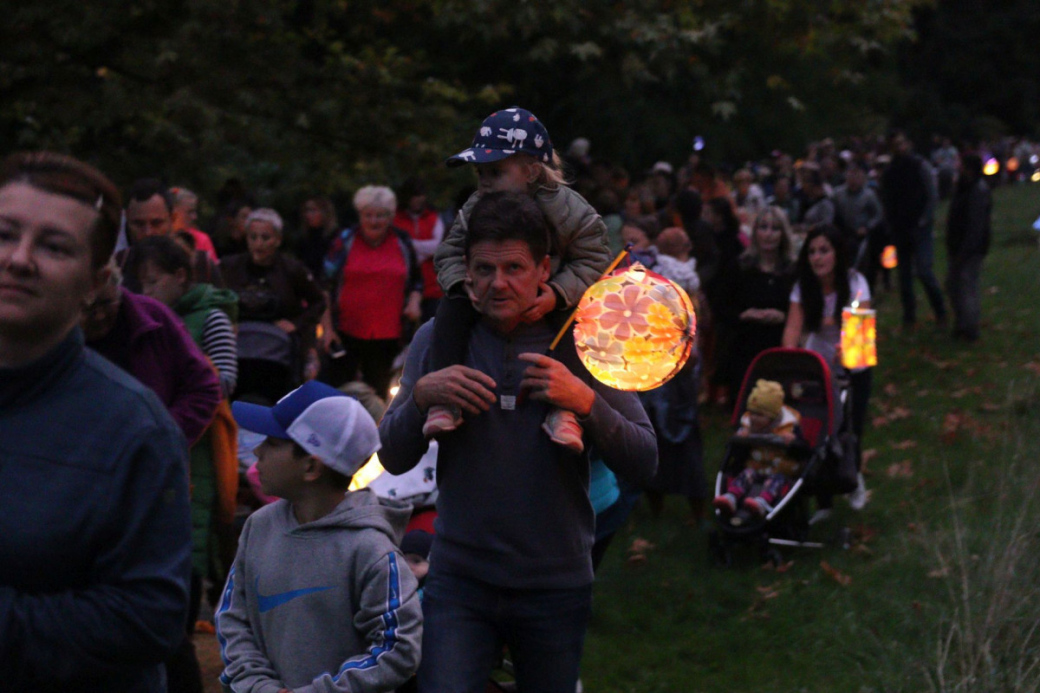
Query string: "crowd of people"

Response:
xmin=0 ymin=109 xmax=1004 ymax=692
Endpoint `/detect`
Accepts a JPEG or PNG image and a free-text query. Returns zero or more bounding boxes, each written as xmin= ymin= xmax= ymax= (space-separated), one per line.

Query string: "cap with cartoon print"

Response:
xmin=446 ymin=107 xmax=553 ymax=167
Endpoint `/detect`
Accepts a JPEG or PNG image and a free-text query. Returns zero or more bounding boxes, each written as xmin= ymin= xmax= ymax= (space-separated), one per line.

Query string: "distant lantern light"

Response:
xmin=984 ymin=158 xmax=1000 ymax=176
xmin=1032 ymin=170 xmax=1040 ymax=183
xmin=573 ymin=263 xmax=696 ymax=391
xmin=1007 ymin=157 xmax=1020 ymax=173
xmin=881 ymin=245 xmax=898 ymax=269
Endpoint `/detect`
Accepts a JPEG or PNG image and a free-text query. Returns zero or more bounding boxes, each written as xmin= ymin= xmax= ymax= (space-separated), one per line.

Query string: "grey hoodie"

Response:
xmin=215 ymin=489 xmax=422 ymax=693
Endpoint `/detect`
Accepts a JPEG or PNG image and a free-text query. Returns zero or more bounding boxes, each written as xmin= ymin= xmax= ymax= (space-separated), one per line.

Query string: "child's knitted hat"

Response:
xmin=747 ymin=379 xmax=784 ymax=419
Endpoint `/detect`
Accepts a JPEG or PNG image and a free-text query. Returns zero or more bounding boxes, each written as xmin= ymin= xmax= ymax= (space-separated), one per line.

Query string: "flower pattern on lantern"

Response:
xmin=574 ymin=263 xmax=696 ymax=392
xmin=599 ymin=284 xmax=653 ymax=340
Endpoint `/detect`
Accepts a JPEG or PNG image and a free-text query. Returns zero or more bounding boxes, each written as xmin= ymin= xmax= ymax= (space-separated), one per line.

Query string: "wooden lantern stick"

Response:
xmin=547 ymin=245 xmax=632 ymax=354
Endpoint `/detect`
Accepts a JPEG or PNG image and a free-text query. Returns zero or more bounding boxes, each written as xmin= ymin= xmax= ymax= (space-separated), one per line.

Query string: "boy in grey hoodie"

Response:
xmin=216 ymin=381 xmax=422 ymax=693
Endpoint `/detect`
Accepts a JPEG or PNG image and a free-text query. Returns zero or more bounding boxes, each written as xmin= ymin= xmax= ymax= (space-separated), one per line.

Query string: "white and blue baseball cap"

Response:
xmin=446 ymin=106 xmax=553 ymax=167
xmin=232 ymin=381 xmax=381 ymax=477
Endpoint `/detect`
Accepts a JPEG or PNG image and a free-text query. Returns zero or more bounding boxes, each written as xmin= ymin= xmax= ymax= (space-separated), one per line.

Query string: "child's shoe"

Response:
xmin=422 ymin=404 xmax=462 ymax=439
xmin=847 ymin=473 xmax=869 ymax=510
xmin=542 ymin=408 xmax=584 ymax=453
xmin=713 ymin=493 xmax=737 ymax=514
xmin=743 ymin=496 xmax=773 ymax=517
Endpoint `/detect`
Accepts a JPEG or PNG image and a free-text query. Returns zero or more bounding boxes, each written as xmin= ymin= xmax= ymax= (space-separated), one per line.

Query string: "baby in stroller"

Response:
xmin=714 ymin=380 xmax=806 ymax=522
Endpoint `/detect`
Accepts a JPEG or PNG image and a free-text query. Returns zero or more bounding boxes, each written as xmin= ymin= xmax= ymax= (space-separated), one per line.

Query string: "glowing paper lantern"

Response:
xmin=881 ymin=245 xmax=898 ymax=269
xmin=573 ymin=263 xmax=696 ymax=391
xmin=1007 ymin=157 xmax=1020 ymax=173
xmin=984 ymin=158 xmax=1000 ymax=176
xmin=840 ymin=307 xmax=877 ymax=369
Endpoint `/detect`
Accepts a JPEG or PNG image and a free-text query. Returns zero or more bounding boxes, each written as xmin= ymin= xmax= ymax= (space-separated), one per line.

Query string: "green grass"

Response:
xmin=582 ymin=183 xmax=1040 ymax=692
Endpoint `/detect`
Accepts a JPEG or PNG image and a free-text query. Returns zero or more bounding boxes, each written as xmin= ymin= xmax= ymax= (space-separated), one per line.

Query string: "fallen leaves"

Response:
xmin=950 ymin=386 xmax=983 ymax=399
xmin=891 ymin=439 xmax=917 ymax=450
xmin=874 ymin=407 xmax=912 ymax=427
xmin=626 ymin=538 xmax=656 ymax=566
xmin=743 ymin=581 xmax=783 ymax=620
xmin=820 ymin=561 xmax=852 ymax=586
xmin=941 ymin=411 xmax=964 ymax=444
xmin=927 ymin=567 xmax=949 ymax=579
xmin=1024 ymin=361 xmax=1040 ymax=376
xmin=886 ymin=460 xmax=914 ymax=478
xmin=883 ymin=383 xmax=899 ymax=397
xmin=762 ymin=560 xmax=794 ymax=573
xmin=941 ymin=409 xmax=999 ymax=444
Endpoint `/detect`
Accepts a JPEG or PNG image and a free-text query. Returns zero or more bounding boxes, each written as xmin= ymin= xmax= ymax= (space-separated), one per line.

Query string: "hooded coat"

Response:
xmin=215 ymin=488 xmax=422 ymax=693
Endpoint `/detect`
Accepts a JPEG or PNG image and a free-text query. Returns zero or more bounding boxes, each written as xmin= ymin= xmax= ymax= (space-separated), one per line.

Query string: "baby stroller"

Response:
xmin=235 ymin=321 xmax=301 ymax=404
xmin=709 ymin=347 xmax=857 ymax=567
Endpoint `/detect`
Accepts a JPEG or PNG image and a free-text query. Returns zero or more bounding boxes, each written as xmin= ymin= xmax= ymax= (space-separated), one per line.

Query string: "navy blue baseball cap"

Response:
xmin=232 ymin=380 xmax=381 ymax=477
xmin=446 ymin=107 xmax=553 ymax=167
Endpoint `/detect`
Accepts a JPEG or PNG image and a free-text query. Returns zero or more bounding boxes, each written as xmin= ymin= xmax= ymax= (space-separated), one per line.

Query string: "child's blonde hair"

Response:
xmin=520 ymin=151 xmax=569 ymax=191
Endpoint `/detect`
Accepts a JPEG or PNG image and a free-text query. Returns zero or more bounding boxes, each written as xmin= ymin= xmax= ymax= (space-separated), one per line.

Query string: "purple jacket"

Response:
xmin=88 ymin=288 xmax=221 ymax=445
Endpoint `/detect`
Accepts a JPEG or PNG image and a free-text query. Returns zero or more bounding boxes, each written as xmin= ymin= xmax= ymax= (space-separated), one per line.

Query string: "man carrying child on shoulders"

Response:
xmin=378 ymin=191 xmax=658 ymax=693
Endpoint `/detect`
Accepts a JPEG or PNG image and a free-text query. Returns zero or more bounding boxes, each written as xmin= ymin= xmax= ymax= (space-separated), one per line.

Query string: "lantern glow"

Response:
xmin=840 ymin=307 xmax=877 ymax=369
xmin=574 ymin=263 xmax=696 ymax=391
xmin=984 ymin=158 xmax=1000 ymax=176
xmin=881 ymin=245 xmax=898 ymax=269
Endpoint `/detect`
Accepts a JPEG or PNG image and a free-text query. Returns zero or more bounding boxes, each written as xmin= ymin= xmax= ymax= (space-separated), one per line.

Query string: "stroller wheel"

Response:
xmin=708 ymin=530 xmax=732 ymax=567
xmin=763 ymin=547 xmax=784 ymax=567
xmin=834 ymin=526 xmax=853 ymax=550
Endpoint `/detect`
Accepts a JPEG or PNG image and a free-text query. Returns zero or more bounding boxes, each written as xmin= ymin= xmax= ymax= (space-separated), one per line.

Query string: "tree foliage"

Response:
xmin=896 ymin=0 xmax=1040 ymax=143
xmin=1 ymin=0 xmax=930 ymax=203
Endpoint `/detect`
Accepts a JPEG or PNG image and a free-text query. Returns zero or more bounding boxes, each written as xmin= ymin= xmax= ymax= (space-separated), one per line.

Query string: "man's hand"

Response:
xmin=518 ymin=353 xmax=595 ymax=417
xmin=413 ymin=366 xmax=498 ymax=416
xmin=521 ymin=283 xmax=557 ymax=323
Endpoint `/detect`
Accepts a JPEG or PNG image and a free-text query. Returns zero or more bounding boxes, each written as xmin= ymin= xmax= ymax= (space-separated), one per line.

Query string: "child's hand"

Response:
xmin=521 ymin=282 xmax=557 ymax=323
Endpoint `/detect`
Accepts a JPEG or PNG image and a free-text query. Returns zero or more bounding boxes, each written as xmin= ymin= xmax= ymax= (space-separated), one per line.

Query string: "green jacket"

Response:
xmin=174 ymin=283 xmax=239 ymax=343
xmin=173 ymin=283 xmax=238 ymax=578
xmin=433 ymin=185 xmax=611 ymax=309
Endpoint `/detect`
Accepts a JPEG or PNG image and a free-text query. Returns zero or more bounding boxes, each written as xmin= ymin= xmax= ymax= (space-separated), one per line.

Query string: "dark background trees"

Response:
xmin=1 ymin=0 xmax=1034 ymax=208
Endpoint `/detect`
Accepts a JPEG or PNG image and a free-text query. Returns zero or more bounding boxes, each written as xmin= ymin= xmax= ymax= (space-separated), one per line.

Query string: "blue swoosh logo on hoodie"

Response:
xmin=256 ymin=578 xmax=334 ymax=613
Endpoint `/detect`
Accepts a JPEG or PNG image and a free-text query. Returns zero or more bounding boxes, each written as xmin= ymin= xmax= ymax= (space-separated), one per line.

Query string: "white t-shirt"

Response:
xmin=790 ymin=271 xmax=871 ymax=368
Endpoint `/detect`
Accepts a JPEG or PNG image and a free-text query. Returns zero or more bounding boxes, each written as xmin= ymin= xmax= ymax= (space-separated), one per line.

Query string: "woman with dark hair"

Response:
xmin=703 ymin=195 xmax=744 ymax=406
xmin=297 ymin=196 xmax=339 ymax=279
xmin=782 ymin=224 xmax=872 ymax=520
xmin=0 ymin=152 xmax=192 ymax=690
xmin=723 ymin=206 xmax=796 ymax=396
xmin=215 ymin=197 xmax=254 ymax=258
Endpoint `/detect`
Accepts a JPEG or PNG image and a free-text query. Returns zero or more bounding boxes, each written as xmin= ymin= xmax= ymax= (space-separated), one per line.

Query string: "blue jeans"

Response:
xmin=417 ymin=568 xmax=593 ymax=693
xmin=895 ymin=224 xmax=947 ymax=325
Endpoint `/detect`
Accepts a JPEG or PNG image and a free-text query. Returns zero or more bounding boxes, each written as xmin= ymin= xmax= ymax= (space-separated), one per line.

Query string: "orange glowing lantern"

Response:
xmin=573 ymin=263 xmax=696 ymax=391
xmin=881 ymin=245 xmax=898 ymax=269
xmin=840 ymin=305 xmax=877 ymax=369
xmin=1007 ymin=157 xmax=1020 ymax=173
